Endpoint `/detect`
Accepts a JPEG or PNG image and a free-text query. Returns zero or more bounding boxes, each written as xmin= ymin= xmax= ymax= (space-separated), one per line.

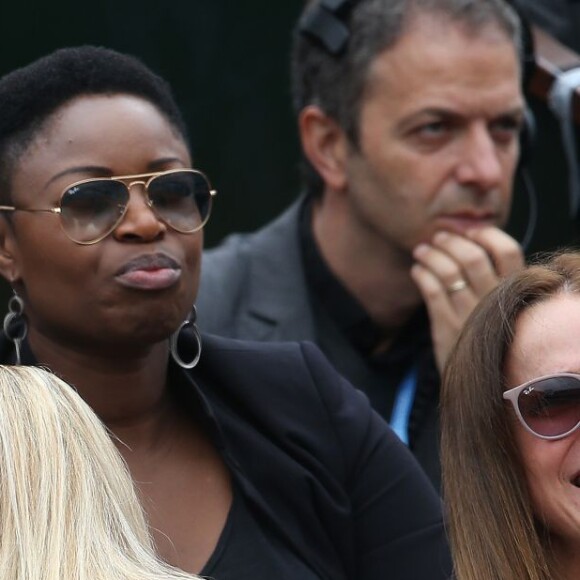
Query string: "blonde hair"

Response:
xmin=0 ymin=365 xmax=202 ymax=580
xmin=440 ymin=252 xmax=580 ymax=580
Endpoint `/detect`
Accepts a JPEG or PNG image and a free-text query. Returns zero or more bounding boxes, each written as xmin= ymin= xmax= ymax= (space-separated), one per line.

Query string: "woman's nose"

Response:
xmin=112 ymin=184 xmax=167 ymax=242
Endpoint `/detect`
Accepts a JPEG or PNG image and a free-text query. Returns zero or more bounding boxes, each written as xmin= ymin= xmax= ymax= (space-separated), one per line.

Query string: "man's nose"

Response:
xmin=455 ymin=125 xmax=505 ymax=192
xmin=113 ymin=183 xmax=166 ymax=241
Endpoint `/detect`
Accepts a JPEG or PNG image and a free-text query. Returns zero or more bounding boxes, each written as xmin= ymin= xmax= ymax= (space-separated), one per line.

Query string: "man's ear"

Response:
xmin=299 ymin=105 xmax=350 ymax=192
xmin=0 ymin=218 xmax=21 ymax=285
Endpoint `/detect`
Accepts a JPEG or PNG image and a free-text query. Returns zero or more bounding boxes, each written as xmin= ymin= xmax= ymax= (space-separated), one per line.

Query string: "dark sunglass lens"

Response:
xmin=60 ymin=180 xmax=128 ymax=243
xmin=519 ymin=376 xmax=580 ymax=437
xmin=149 ymin=171 xmax=211 ymax=233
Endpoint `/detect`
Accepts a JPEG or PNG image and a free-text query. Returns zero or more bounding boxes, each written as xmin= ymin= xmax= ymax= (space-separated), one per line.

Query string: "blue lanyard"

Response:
xmin=389 ymin=365 xmax=418 ymax=445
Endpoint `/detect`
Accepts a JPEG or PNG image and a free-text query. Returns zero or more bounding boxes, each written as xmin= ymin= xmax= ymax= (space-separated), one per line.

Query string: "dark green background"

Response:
xmin=0 ymin=1 xmax=304 ymax=248
xmin=0 ymin=1 xmax=578 ymax=315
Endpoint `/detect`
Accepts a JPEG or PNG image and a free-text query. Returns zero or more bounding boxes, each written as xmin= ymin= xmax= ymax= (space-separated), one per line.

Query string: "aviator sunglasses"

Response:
xmin=503 ymin=372 xmax=580 ymax=440
xmin=0 ymin=168 xmax=216 ymax=245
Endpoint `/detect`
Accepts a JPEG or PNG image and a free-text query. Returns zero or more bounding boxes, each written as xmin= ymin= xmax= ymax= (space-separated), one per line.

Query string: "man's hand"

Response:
xmin=410 ymin=227 xmax=524 ymax=372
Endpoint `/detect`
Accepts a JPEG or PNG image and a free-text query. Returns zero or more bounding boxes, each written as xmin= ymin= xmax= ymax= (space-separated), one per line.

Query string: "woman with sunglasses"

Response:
xmin=441 ymin=251 xmax=580 ymax=580
xmin=0 ymin=46 xmax=450 ymax=579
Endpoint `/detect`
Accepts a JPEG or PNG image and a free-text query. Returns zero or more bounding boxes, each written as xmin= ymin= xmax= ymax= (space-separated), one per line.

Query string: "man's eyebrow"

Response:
xmin=396 ymin=108 xmax=461 ymax=133
xmin=412 ymin=105 xmax=525 ymax=119
xmin=398 ymin=105 xmax=526 ymax=129
xmin=492 ymin=106 xmax=526 ymax=119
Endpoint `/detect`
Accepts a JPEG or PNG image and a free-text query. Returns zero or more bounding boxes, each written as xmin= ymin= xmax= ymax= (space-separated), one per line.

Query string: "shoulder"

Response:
xmin=199 ymin=333 xmax=345 ymax=403
xmin=199 ymin=334 xmax=367 ymax=426
xmin=198 ymin=334 xmax=398 ymax=471
xmin=201 ymin=201 xmax=302 ymax=279
xmin=197 ymin=201 xmax=307 ymax=334
xmin=194 ymin=334 xmax=451 ymax=579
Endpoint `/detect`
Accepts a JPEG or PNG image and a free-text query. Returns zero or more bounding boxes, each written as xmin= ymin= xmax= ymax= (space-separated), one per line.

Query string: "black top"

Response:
xmin=201 ymin=484 xmax=319 ymax=579
xmin=299 ymin=197 xmax=442 ymax=489
xmin=4 ymin=332 xmax=451 ymax=580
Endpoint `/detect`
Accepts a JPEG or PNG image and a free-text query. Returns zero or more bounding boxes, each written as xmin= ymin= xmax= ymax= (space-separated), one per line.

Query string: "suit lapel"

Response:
xmin=239 ymin=201 xmax=317 ymax=342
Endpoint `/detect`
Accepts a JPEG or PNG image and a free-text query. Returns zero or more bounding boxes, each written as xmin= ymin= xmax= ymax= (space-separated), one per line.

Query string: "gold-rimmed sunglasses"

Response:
xmin=0 ymin=168 xmax=217 ymax=245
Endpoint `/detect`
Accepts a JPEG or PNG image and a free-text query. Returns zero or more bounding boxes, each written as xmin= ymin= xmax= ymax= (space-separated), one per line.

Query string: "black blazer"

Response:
xmin=2 ymin=332 xmax=451 ymax=580
xmin=189 ymin=334 xmax=450 ymax=579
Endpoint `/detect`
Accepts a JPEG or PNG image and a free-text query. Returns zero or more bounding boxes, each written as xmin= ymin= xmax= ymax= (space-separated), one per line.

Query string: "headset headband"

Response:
xmin=300 ymin=1 xmax=533 ymax=70
xmin=298 ymin=0 xmax=358 ymax=55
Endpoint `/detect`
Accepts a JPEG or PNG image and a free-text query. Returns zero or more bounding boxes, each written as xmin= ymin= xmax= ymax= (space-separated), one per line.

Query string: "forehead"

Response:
xmin=11 ymin=94 xmax=190 ymax=199
xmin=36 ymin=94 xmax=185 ymax=155
xmin=505 ymin=294 xmax=580 ymax=386
xmin=362 ymin=13 xmax=522 ymax=118
xmin=9 ymin=94 xmax=191 ymax=207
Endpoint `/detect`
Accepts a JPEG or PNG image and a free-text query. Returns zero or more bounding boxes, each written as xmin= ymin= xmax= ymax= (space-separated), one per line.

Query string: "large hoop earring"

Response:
xmin=170 ymin=306 xmax=202 ymax=369
xmin=3 ymin=292 xmax=27 ymax=365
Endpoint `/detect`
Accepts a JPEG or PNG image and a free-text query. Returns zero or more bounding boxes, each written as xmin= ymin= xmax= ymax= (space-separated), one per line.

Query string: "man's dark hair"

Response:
xmin=291 ymin=0 xmax=522 ymax=196
xmin=0 ymin=45 xmax=188 ymax=203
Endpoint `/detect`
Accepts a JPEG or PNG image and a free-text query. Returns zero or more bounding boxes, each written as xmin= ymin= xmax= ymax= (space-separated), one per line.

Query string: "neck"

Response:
xmin=311 ymin=193 xmax=422 ymax=332
xmin=25 ymin=327 xmax=172 ymax=443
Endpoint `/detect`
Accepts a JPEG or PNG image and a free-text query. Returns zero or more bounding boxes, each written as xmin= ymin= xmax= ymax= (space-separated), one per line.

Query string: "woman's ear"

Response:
xmin=298 ymin=105 xmax=350 ymax=193
xmin=0 ymin=218 xmax=21 ymax=284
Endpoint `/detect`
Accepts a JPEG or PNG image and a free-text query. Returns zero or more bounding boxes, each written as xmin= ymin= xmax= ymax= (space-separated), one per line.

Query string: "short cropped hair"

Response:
xmin=0 ymin=45 xmax=188 ymax=203
xmin=291 ymin=0 xmax=521 ymax=196
xmin=0 ymin=365 xmax=201 ymax=579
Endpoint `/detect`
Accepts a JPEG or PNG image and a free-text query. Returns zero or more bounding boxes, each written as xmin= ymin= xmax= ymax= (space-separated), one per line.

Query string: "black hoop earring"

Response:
xmin=170 ymin=306 xmax=202 ymax=369
xmin=3 ymin=292 xmax=27 ymax=365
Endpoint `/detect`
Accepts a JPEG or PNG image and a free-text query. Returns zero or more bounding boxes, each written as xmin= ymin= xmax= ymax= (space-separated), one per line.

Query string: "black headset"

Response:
xmin=509 ymin=0 xmax=538 ymax=249
xmin=514 ymin=1 xmax=537 ymax=164
xmin=299 ymin=0 xmax=538 ymax=249
xmin=298 ymin=0 xmax=357 ymax=55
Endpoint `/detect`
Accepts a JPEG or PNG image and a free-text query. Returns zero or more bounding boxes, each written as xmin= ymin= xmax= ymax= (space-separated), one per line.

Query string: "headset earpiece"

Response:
xmin=519 ymin=106 xmax=536 ymax=166
xmin=513 ymin=5 xmax=539 ymax=251
xmin=509 ymin=0 xmax=537 ymax=166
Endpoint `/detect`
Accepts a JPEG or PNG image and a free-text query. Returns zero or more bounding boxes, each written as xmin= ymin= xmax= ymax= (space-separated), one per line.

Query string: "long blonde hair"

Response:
xmin=440 ymin=252 xmax=580 ymax=580
xmin=0 ymin=365 xmax=203 ymax=580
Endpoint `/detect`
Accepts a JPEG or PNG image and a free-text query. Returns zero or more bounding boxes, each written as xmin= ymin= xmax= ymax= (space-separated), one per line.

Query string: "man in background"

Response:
xmin=197 ymin=0 xmax=526 ymax=488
